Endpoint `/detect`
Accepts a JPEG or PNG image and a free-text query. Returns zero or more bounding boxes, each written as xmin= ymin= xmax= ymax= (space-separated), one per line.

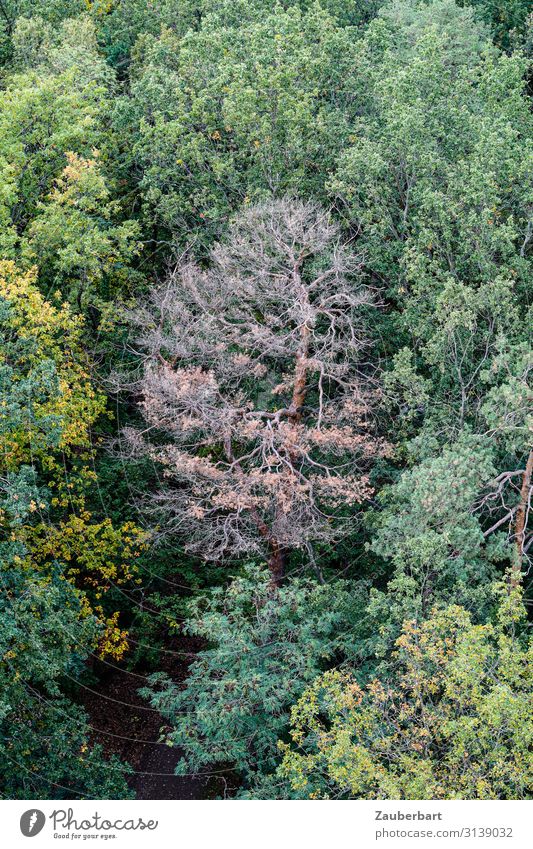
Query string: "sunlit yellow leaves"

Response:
xmin=27 ymin=513 xmax=148 ymax=591
xmin=0 ymin=261 xmax=106 ymax=470
xmin=1 ymin=261 xmax=148 ymax=662
xmin=22 ymin=152 xmax=141 ymax=304
xmin=95 ymin=609 xmax=129 ymax=661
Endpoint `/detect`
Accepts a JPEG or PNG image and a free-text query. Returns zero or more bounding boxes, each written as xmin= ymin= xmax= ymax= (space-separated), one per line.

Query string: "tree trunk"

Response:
xmin=225 ymin=440 xmax=285 ymax=587
xmin=267 ymin=541 xmax=286 ymax=589
xmin=288 ymin=261 xmax=311 ymax=424
xmin=289 ymin=322 xmax=310 ymax=423
xmin=250 ymin=507 xmax=285 ymax=587
xmin=511 ymin=448 xmax=533 ymax=587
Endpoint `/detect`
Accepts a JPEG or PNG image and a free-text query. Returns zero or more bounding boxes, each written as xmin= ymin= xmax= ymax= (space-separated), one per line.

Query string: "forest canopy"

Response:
xmin=0 ymin=0 xmax=531 ymax=801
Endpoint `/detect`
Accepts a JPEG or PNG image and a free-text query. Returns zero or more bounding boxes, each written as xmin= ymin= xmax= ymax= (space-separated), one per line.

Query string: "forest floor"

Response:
xmin=79 ymin=637 xmax=239 ymax=799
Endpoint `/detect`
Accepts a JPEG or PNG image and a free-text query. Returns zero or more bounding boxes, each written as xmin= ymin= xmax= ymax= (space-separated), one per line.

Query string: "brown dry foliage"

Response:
xmin=123 ymin=198 xmax=390 ymax=582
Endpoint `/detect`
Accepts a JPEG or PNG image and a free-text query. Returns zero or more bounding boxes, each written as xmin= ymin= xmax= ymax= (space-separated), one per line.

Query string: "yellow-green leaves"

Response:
xmin=279 ymin=602 xmax=532 ymax=799
xmin=0 ymin=261 xmax=105 ymax=468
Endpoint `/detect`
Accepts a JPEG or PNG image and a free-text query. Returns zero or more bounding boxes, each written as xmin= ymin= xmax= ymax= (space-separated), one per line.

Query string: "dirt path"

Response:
xmin=131 ymin=734 xmax=217 ymax=800
xmin=79 ymin=640 xmax=236 ymax=799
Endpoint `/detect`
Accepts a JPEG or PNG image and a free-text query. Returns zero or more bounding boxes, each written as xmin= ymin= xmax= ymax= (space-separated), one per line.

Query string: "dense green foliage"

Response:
xmin=142 ymin=567 xmax=367 ymax=782
xmin=0 ymin=0 xmax=531 ymax=800
xmin=278 ymin=586 xmax=532 ymax=800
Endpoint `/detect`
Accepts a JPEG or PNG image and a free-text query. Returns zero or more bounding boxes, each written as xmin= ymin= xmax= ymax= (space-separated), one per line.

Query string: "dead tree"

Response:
xmin=123 ymin=198 xmax=389 ymax=585
xmin=477 ymin=448 xmax=533 ymax=590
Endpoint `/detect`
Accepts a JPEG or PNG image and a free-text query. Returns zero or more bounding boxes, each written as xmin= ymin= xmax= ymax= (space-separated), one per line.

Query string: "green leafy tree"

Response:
xmin=22 ymin=150 xmax=140 ymax=313
xmin=366 ymin=433 xmax=500 ymax=648
xmin=11 ymin=13 xmax=113 ymax=83
xmin=141 ymin=565 xmax=367 ymax=785
xmin=0 ymin=261 xmax=146 ymax=657
xmin=331 ymin=0 xmax=532 ymax=439
xmin=118 ymin=2 xmax=361 ymax=248
xmin=278 ymin=589 xmax=532 ymax=799
xmin=0 ymin=67 xmax=108 ymax=255
xmin=0 ymin=1 xmax=86 ymax=66
xmin=461 ymin=0 xmax=532 ymax=50
xmin=0 ymin=458 xmax=132 ymax=798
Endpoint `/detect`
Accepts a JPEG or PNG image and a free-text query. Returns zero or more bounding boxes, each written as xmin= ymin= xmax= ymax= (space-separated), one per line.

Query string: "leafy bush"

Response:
xmin=278 ymin=591 xmax=532 ymax=799
xmin=141 ymin=566 xmax=367 ymax=784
